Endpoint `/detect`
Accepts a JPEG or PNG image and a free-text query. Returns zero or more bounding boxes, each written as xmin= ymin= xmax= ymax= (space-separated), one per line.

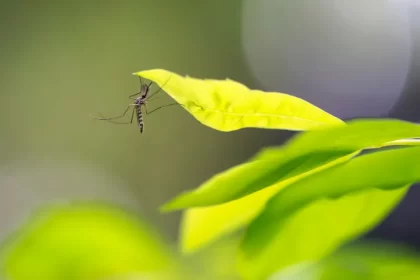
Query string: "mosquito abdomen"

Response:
xmin=136 ymin=107 xmax=144 ymax=133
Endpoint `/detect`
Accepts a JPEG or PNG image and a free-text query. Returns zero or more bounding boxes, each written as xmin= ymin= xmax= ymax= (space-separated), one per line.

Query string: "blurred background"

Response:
xmin=1 ymin=0 xmax=420 ymax=256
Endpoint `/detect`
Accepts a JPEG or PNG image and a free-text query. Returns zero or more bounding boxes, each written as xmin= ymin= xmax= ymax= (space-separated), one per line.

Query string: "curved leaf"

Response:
xmin=242 ymin=187 xmax=408 ymax=280
xmin=133 ymin=69 xmax=344 ymax=132
xmin=179 ymin=153 xmax=357 ymax=253
xmin=180 ymin=181 xmax=290 ymax=254
xmin=239 ymin=146 xmax=420 ymax=280
xmin=1 ymin=203 xmax=183 ymax=280
xmin=162 ymin=119 xmax=420 ymax=211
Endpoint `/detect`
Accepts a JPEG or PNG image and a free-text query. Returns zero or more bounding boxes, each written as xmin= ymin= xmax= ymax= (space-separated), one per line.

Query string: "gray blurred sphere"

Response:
xmin=242 ymin=0 xmax=411 ymax=119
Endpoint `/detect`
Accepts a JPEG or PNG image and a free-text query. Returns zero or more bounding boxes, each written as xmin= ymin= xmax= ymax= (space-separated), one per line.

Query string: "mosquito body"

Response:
xmin=90 ymin=76 xmax=178 ymax=134
xmin=132 ymin=82 xmax=150 ymax=133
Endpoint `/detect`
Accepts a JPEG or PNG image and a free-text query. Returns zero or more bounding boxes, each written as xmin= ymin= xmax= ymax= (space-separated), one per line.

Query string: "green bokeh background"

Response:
xmin=0 ymin=0 xmax=290 ymax=241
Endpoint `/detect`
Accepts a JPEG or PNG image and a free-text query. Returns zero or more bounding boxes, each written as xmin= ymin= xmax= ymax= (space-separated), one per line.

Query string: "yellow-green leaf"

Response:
xmin=132 ymin=69 xmax=344 ymax=132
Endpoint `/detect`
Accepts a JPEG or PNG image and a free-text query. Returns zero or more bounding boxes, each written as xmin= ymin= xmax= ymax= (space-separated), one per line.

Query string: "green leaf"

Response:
xmin=1 ymin=203 xmax=184 ymax=280
xmin=318 ymin=242 xmax=420 ymax=280
xmin=179 ymin=152 xmax=357 ymax=254
xmin=269 ymin=242 xmax=420 ymax=280
xmin=182 ymin=237 xmax=242 ymax=280
xmin=162 ymin=119 xmax=420 ymax=211
xmin=132 ymin=69 xmax=344 ymax=132
xmin=239 ymin=146 xmax=420 ymax=280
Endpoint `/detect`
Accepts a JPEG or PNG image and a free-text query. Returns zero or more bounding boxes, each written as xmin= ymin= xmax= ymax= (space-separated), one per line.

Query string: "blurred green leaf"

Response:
xmin=162 ymin=119 xmax=420 ymax=211
xmin=268 ymin=241 xmax=420 ymax=280
xmin=133 ymin=69 xmax=344 ymax=132
xmin=182 ymin=237 xmax=242 ymax=280
xmin=239 ymin=146 xmax=420 ymax=280
xmin=1 ymin=203 xmax=184 ymax=280
xmin=318 ymin=242 xmax=420 ymax=280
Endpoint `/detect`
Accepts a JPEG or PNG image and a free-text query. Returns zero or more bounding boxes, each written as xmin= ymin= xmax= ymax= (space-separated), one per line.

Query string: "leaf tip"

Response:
xmin=159 ymin=201 xmax=180 ymax=213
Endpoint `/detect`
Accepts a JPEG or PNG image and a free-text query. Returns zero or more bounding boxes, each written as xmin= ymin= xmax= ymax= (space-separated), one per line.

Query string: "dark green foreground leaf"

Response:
xmin=239 ymin=146 xmax=420 ymax=280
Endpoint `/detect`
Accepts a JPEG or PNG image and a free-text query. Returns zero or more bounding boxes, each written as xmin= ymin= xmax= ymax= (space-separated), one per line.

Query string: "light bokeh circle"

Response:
xmin=241 ymin=0 xmax=412 ymax=119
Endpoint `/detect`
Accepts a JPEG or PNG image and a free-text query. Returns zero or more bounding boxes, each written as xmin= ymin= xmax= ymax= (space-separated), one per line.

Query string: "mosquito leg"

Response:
xmin=139 ymin=76 xmax=143 ymax=88
xmin=145 ymin=86 xmax=162 ymax=100
xmin=130 ymin=106 xmax=135 ymax=123
xmin=101 ymin=107 xmax=136 ymax=124
xmin=146 ymin=95 xmax=165 ymax=102
xmin=89 ymin=105 xmax=134 ymax=121
xmin=129 ymin=93 xmax=140 ymax=99
xmin=144 ymin=103 xmax=181 ymax=115
xmin=146 ymin=75 xmax=173 ymax=100
xmin=128 ymin=76 xmax=145 ymax=99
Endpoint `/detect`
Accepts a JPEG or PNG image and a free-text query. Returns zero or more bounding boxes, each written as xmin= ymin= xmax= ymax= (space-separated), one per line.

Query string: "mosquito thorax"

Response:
xmin=134 ymin=97 xmax=145 ymax=105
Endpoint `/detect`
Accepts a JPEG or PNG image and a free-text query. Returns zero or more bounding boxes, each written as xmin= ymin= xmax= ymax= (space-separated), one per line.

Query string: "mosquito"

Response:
xmin=90 ymin=76 xmax=179 ymax=133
